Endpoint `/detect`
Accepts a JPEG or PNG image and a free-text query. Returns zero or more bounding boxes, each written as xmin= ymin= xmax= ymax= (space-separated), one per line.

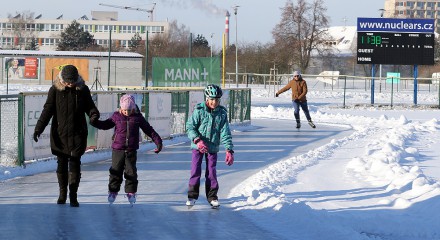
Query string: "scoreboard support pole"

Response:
xmin=371 ymin=64 xmax=375 ymax=105
xmin=414 ymin=65 xmax=418 ymax=105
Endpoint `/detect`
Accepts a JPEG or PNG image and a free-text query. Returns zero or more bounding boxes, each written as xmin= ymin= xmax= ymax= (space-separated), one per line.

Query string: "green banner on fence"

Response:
xmin=152 ymin=57 xmax=221 ymax=87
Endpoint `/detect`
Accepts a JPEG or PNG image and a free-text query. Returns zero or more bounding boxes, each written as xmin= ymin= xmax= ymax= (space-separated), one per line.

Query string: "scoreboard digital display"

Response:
xmin=357 ymin=18 xmax=435 ymax=65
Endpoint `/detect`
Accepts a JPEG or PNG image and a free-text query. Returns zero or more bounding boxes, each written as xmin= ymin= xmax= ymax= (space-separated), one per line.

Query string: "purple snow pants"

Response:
xmin=188 ymin=149 xmax=219 ymax=202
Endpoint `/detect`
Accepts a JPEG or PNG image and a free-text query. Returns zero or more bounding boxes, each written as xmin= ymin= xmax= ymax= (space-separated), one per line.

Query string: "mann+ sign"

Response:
xmin=152 ymin=57 xmax=221 ymax=87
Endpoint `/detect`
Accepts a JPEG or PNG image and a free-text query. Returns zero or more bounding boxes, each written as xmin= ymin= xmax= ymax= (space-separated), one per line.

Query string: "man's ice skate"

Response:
xmin=308 ymin=120 xmax=316 ymax=128
xmin=210 ymin=200 xmax=220 ymax=209
xmin=186 ymin=198 xmax=196 ymax=209
xmin=108 ymin=192 xmax=118 ymax=204
xmin=127 ymin=193 xmax=136 ymax=206
xmin=296 ymin=122 xmax=301 ymax=129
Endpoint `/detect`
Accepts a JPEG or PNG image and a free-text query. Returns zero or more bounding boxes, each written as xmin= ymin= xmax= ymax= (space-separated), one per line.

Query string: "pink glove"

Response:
xmin=194 ymin=138 xmax=208 ymax=153
xmin=225 ymin=151 xmax=234 ymax=166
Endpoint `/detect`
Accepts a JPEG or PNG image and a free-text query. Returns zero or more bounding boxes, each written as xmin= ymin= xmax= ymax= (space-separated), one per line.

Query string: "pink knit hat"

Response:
xmin=120 ymin=94 xmax=136 ymax=110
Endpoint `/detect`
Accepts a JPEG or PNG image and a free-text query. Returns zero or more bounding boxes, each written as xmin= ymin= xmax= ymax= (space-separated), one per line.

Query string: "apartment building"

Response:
xmin=0 ymin=11 xmax=169 ymax=51
xmin=384 ymin=0 xmax=440 ymax=32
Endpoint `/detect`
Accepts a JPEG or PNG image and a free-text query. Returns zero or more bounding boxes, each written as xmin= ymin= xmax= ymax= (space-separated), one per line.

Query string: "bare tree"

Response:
xmin=6 ymin=11 xmax=36 ymax=50
xmin=239 ymin=42 xmax=273 ymax=74
xmin=149 ymin=20 xmax=191 ymax=58
xmin=272 ymin=0 xmax=329 ymax=73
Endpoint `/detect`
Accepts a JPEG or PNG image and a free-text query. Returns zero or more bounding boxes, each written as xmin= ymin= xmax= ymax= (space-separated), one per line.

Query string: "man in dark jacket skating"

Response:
xmin=33 ymin=65 xmax=100 ymax=207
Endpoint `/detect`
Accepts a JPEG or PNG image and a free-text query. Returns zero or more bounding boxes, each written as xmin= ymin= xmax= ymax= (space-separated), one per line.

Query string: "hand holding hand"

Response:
xmin=89 ymin=116 xmax=98 ymax=125
xmin=154 ymin=143 xmax=162 ymax=154
xmin=294 ymin=99 xmax=300 ymax=103
xmin=33 ymin=131 xmax=41 ymax=142
xmin=225 ymin=150 xmax=234 ymax=166
xmin=194 ymin=138 xmax=208 ymax=153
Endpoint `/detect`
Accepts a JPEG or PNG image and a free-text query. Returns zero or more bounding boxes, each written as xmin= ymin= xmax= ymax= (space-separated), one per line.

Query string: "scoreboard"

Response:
xmin=357 ymin=18 xmax=435 ymax=65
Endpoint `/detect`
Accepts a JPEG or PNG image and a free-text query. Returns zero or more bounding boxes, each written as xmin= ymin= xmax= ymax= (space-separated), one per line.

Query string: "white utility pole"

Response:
xmin=210 ymin=33 xmax=214 ymax=57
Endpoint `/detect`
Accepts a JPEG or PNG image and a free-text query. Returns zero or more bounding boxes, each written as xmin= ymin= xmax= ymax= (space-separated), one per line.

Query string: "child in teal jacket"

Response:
xmin=186 ymin=84 xmax=234 ymax=208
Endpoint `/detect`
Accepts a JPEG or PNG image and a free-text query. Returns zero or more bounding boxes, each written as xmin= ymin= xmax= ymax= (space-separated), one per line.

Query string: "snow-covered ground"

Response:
xmin=1 ymin=82 xmax=440 ymax=240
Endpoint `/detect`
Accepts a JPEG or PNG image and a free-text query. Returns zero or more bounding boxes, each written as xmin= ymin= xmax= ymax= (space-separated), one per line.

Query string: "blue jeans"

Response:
xmin=292 ymin=100 xmax=312 ymax=122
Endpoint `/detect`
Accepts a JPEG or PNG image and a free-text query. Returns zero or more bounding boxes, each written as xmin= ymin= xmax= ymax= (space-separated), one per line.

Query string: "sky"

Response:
xmin=1 ymin=80 xmax=440 ymax=239
xmin=0 ymin=0 xmax=386 ymax=44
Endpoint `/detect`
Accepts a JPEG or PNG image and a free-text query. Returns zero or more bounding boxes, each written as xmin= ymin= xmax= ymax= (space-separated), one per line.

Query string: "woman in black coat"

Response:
xmin=33 ymin=65 xmax=100 ymax=207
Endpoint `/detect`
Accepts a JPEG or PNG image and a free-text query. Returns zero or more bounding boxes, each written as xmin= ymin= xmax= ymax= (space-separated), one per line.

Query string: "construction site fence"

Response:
xmin=1 ymin=88 xmax=251 ymax=167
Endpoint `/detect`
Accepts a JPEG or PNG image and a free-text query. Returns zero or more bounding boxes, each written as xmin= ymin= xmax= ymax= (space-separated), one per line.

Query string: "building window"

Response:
xmin=121 ymin=40 xmax=128 ymax=48
xmin=416 ymin=2 xmax=425 ymax=8
xmin=25 ymin=24 xmax=36 ymax=31
xmin=120 ymin=25 xmax=134 ymax=33
xmin=427 ymin=2 xmax=436 ymax=8
xmin=81 ymin=24 xmax=92 ymax=32
xmin=396 ymin=1 xmax=405 ymax=7
xmin=146 ymin=26 xmax=164 ymax=33
xmin=426 ymin=10 xmax=434 ymax=17
xmin=2 ymin=22 xmax=13 ymax=30
xmin=42 ymin=38 xmax=60 ymax=46
xmin=96 ymin=39 xmax=110 ymax=47
xmin=119 ymin=25 xmax=143 ymax=33
xmin=96 ymin=25 xmax=116 ymax=33
xmin=1 ymin=37 xmax=13 ymax=46
xmin=42 ymin=24 xmax=63 ymax=32
xmin=407 ymin=1 xmax=415 ymax=8
xmin=96 ymin=25 xmax=105 ymax=32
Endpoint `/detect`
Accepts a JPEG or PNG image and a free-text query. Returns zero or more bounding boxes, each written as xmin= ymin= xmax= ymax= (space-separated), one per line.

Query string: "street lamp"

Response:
xmin=233 ymin=5 xmax=240 ymax=87
xmin=379 ymin=8 xmax=385 ymax=18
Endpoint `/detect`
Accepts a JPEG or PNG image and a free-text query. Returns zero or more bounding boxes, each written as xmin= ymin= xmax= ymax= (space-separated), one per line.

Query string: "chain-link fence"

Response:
xmin=0 ymin=94 xmax=21 ymax=167
xmin=226 ymin=72 xmax=440 ymax=107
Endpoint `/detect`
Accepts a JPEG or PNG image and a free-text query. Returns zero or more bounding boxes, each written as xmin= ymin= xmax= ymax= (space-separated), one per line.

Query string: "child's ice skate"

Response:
xmin=186 ymin=198 xmax=196 ymax=209
xmin=108 ymin=192 xmax=118 ymax=204
xmin=126 ymin=193 xmax=136 ymax=206
xmin=210 ymin=200 xmax=220 ymax=209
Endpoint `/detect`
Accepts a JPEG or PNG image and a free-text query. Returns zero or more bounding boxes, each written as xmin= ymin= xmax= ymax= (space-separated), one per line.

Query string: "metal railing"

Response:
xmin=0 ymin=88 xmax=251 ymax=167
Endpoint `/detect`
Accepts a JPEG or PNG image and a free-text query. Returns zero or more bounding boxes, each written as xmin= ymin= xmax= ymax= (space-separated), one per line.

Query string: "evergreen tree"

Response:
xmin=57 ymin=20 xmax=95 ymax=51
xmin=192 ymin=34 xmax=210 ymax=56
xmin=26 ymin=37 xmax=39 ymax=50
xmin=193 ymin=34 xmax=208 ymax=48
xmin=128 ymin=32 xmax=142 ymax=52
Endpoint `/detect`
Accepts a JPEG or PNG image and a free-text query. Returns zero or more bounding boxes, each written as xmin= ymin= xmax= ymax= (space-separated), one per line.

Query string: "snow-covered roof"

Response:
xmin=319 ymin=26 xmax=357 ymax=57
xmin=0 ymin=50 xmax=144 ymax=59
